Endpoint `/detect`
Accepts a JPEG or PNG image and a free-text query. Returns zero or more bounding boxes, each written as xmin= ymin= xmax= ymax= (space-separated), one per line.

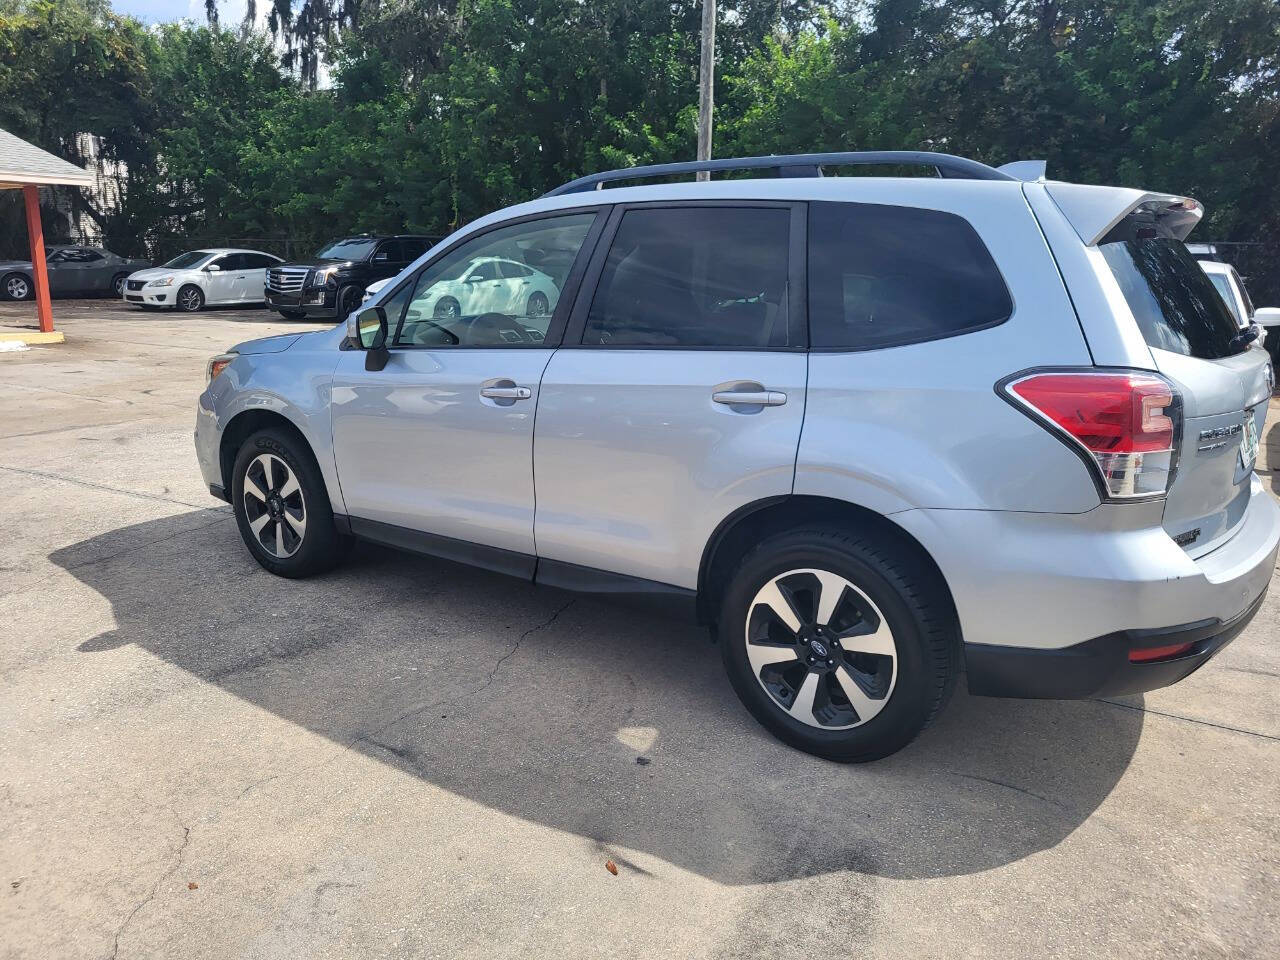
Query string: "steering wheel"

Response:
xmin=470 ymin=312 xmax=536 ymax=344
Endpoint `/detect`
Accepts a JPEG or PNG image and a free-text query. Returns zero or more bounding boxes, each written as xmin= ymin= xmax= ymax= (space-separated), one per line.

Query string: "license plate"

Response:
xmin=1240 ymin=410 xmax=1260 ymax=469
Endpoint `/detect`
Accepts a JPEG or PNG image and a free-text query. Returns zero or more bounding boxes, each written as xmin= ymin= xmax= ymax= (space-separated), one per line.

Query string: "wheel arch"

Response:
xmin=219 ymin=408 xmax=318 ymax=500
xmin=696 ymin=495 xmax=959 ymax=633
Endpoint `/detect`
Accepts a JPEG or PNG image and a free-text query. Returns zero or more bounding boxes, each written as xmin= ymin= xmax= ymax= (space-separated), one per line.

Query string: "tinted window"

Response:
xmin=373 ymin=241 xmax=402 ymax=263
xmin=1231 ymin=267 xmax=1254 ymax=318
xmin=583 ymin=207 xmax=791 ymax=347
xmin=401 ymin=239 xmax=430 ymax=260
xmin=499 ymin=261 xmax=533 ymax=279
xmin=393 ymin=213 xmax=595 ymax=347
xmin=1099 ymin=229 xmax=1242 ymax=359
xmin=243 ymin=253 xmax=280 ymax=269
xmin=468 ymin=261 xmax=501 ymax=281
xmin=808 ymin=202 xmax=1011 ymax=350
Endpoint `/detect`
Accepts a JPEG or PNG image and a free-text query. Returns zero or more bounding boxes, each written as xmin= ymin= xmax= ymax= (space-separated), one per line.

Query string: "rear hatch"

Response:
xmin=1097 ymin=214 xmax=1271 ymax=556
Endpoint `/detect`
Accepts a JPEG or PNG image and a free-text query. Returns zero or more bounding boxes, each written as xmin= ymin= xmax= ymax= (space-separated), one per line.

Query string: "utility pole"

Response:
xmin=696 ymin=0 xmax=716 ymax=181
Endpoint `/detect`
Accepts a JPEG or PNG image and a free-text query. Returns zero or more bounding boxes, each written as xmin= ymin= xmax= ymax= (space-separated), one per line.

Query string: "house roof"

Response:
xmin=0 ymin=126 xmax=94 ymax=188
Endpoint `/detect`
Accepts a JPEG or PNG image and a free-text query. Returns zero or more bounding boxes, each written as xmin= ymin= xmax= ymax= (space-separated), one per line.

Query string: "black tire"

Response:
xmin=434 ymin=296 xmax=460 ymax=319
xmin=3 ymin=272 xmax=33 ymax=301
xmin=277 ymin=308 xmax=306 ymax=320
xmin=110 ymin=273 xmax=129 ymax=298
xmin=337 ymin=285 xmax=362 ymax=318
xmin=231 ymin=428 xmax=348 ymax=578
xmin=176 ymin=284 xmax=205 ymax=312
xmin=718 ymin=527 xmax=959 ymax=762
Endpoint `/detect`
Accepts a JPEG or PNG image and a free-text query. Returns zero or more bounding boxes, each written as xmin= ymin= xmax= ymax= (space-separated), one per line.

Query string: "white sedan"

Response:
xmin=408 ymin=256 xmax=560 ymax=320
xmin=124 ymin=249 xmax=283 ymax=312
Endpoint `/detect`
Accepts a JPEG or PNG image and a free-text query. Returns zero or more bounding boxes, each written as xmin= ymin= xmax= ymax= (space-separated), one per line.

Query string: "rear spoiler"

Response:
xmin=1042 ymin=182 xmax=1203 ymax=245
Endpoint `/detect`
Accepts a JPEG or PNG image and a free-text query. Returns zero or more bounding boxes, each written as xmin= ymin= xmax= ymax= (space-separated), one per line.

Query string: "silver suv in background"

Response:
xmin=195 ymin=152 xmax=1279 ymax=762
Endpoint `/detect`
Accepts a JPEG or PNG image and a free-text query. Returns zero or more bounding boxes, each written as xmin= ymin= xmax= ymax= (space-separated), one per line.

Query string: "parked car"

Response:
xmin=1 ymin=245 xmax=150 ymax=301
xmin=124 ymin=249 xmax=284 ymax=312
xmin=196 ymin=152 xmax=1279 ymax=762
xmin=360 ymin=277 xmax=390 ymax=305
xmin=264 ymin=234 xmax=439 ymax=321
xmin=1200 ymin=260 xmax=1280 ymax=368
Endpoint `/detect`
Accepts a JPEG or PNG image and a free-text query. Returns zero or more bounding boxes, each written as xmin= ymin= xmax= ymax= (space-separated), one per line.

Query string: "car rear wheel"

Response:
xmin=110 ymin=273 xmax=128 ymax=298
xmin=231 ymin=428 xmax=347 ymax=578
xmin=719 ymin=527 xmax=958 ymax=762
xmin=176 ymin=284 xmax=204 ymax=312
xmin=3 ymin=273 xmax=32 ymax=301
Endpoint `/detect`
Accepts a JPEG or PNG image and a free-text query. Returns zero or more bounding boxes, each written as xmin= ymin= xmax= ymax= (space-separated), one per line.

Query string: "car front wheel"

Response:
xmin=231 ymin=428 xmax=347 ymax=578
xmin=719 ymin=527 xmax=958 ymax=762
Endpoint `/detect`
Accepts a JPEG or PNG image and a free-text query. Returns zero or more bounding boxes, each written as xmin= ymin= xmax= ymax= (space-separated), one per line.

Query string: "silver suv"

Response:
xmin=195 ymin=152 xmax=1279 ymax=762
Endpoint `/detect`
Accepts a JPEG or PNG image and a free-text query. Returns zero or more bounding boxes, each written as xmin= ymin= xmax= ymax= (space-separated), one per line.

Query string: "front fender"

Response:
xmin=199 ymin=343 xmax=345 ymax=515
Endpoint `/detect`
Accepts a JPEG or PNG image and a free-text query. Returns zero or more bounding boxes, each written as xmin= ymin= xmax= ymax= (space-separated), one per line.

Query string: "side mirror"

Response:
xmin=351 ymin=306 xmax=390 ymax=371
xmin=1253 ymin=307 xmax=1280 ymax=329
xmin=204 ymin=263 xmax=221 ymax=273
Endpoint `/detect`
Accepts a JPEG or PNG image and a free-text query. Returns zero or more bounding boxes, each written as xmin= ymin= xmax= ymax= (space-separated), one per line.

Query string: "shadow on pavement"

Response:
xmin=53 ymin=509 xmax=1143 ymax=885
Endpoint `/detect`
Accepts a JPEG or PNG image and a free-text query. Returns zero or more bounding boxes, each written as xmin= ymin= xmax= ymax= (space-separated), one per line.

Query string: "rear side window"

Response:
xmin=808 ymin=202 xmax=1012 ymax=350
xmin=582 ymin=207 xmax=792 ymax=347
xmin=1099 ymin=227 xmax=1242 ymax=359
xmin=1207 ymin=272 xmax=1243 ymax=324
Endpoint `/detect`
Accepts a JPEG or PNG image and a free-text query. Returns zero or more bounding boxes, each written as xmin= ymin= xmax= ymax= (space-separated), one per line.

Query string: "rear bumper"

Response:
xmin=893 ymin=476 xmax=1280 ymax=699
xmin=965 ymin=587 xmax=1268 ymax=698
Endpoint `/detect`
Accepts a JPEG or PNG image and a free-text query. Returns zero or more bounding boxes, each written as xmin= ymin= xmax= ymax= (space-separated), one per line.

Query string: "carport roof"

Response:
xmin=0 ymin=126 xmax=93 ymax=188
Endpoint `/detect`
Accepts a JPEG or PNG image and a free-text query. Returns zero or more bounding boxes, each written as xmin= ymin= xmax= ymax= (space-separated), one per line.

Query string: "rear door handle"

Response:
xmin=713 ymin=389 xmax=787 ymax=407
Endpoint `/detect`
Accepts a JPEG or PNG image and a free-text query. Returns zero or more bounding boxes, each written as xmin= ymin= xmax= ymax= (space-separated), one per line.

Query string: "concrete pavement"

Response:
xmin=2 ymin=304 xmax=1278 ymax=959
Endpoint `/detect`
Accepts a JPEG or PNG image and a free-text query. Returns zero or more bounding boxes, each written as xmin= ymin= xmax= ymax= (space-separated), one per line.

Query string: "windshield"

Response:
xmin=163 ymin=251 xmax=213 ymax=270
xmin=1098 ymin=233 xmax=1244 ymax=359
xmin=315 ymin=238 xmax=377 ymax=261
xmin=1207 ymin=273 xmax=1243 ymax=325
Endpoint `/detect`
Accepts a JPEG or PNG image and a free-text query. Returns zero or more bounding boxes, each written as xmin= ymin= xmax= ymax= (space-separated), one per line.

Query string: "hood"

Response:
xmin=228 ymin=333 xmax=304 ymax=355
xmin=127 ymin=266 xmax=187 ymax=282
xmin=0 ymin=259 xmax=32 ymax=272
xmin=278 ymin=258 xmax=358 ymax=271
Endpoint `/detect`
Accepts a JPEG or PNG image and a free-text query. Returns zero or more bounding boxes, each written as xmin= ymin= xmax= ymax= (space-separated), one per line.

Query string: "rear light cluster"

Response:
xmin=1003 ymin=370 xmax=1181 ymax=500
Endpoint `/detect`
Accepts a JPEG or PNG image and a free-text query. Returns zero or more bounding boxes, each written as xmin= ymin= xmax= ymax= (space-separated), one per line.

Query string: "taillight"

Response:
xmin=1001 ymin=370 xmax=1181 ymax=500
xmin=206 ymin=353 xmax=236 ymax=385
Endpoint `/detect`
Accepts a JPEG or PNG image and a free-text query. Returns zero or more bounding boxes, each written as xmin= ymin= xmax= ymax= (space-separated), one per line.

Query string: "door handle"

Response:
xmin=480 ymin=384 xmax=532 ymax=400
xmin=712 ymin=389 xmax=787 ymax=407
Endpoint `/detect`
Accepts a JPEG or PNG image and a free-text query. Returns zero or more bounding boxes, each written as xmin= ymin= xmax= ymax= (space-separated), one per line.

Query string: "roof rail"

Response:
xmin=544 ymin=151 xmax=1015 ymax=196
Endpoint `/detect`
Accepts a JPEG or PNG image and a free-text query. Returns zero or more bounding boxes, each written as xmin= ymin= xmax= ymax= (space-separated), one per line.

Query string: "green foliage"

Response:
xmin=1 ymin=0 xmax=1278 ymax=295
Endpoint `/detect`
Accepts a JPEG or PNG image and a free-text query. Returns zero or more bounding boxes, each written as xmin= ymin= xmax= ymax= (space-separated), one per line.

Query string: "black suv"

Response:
xmin=265 ymin=235 xmax=439 ymax=320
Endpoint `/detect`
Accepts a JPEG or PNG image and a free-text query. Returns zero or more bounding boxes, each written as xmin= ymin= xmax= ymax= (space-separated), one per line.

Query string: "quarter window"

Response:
xmin=807 ymin=201 xmax=1012 ymax=350
xmin=582 ymin=207 xmax=792 ymax=347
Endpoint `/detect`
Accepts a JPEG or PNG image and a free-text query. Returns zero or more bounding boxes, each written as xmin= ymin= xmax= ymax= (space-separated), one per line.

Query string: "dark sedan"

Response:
xmin=0 ymin=246 xmax=151 ymax=301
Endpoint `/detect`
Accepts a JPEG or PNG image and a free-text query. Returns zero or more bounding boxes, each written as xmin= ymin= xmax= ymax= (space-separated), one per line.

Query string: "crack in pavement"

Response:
xmin=107 ymin=814 xmax=191 ymax=960
xmin=1093 ymin=697 xmax=1280 ymax=742
xmin=0 ymin=464 xmax=209 ymax=509
xmin=357 ymin=598 xmax=578 ymax=748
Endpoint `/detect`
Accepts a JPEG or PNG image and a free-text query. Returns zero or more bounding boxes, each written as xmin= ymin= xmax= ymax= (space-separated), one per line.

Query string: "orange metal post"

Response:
xmin=23 ymin=184 xmax=54 ymax=333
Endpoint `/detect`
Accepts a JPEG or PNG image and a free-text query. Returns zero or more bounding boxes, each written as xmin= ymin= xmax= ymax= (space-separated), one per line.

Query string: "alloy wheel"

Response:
xmin=744 ymin=568 xmax=898 ymax=729
xmin=434 ymin=298 xmax=460 ymax=319
xmin=242 ymin=453 xmax=307 ymax=559
xmin=6 ymin=276 xmax=29 ymax=300
xmin=112 ymin=275 xmax=126 ymax=296
xmin=178 ymin=287 xmax=202 ymax=311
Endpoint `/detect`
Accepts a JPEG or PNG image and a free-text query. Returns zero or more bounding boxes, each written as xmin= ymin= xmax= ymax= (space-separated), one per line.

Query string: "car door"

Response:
xmin=532 ymin=202 xmax=808 ymax=591
xmin=369 ymin=240 xmax=404 ymax=282
xmin=243 ymin=254 xmax=279 ymax=302
xmin=202 ymin=255 xmax=239 ymax=304
xmin=329 ymin=210 xmax=604 ymax=566
xmin=49 ymin=248 xmax=102 ymax=294
xmin=461 ymin=260 xmax=506 ymax=314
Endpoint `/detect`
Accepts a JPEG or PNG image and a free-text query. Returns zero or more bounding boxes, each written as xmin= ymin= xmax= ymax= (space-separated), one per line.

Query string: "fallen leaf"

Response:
xmin=187 ymin=882 xmax=199 ymax=890
xmin=635 ymin=757 xmax=651 ymax=766
xmin=605 ymin=859 xmax=618 ymax=876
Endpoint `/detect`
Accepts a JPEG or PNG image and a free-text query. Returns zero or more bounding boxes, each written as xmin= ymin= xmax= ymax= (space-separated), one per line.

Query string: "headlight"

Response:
xmin=206 ymin=352 xmax=237 ymax=385
xmin=311 ymin=266 xmax=339 ymax=288
xmin=148 ymin=277 xmax=175 ymax=287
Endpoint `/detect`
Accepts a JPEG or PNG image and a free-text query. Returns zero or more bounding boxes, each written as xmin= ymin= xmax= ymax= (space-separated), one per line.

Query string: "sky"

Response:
xmin=111 ymin=0 xmax=250 ymax=26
